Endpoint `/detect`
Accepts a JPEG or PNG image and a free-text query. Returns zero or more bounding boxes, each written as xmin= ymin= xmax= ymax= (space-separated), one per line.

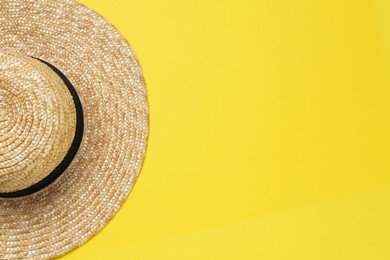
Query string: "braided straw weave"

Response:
xmin=0 ymin=0 xmax=149 ymax=259
xmin=0 ymin=53 xmax=77 ymax=193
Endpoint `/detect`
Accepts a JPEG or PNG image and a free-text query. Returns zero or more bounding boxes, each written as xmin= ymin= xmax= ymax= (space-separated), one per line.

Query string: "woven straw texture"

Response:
xmin=0 ymin=0 xmax=149 ymax=259
xmin=0 ymin=52 xmax=77 ymax=193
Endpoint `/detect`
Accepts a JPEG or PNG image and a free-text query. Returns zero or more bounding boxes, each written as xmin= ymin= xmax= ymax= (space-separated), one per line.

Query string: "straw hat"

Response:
xmin=0 ymin=0 xmax=148 ymax=259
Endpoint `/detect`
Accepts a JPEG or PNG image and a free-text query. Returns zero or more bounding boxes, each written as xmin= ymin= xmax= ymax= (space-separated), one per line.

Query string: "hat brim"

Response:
xmin=0 ymin=0 xmax=148 ymax=259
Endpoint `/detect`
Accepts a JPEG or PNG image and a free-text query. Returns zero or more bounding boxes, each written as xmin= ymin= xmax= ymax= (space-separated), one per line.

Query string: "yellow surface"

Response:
xmin=61 ymin=0 xmax=390 ymax=259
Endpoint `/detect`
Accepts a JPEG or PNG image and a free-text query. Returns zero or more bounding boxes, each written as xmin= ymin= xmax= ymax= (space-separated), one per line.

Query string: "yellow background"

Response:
xmin=60 ymin=0 xmax=390 ymax=259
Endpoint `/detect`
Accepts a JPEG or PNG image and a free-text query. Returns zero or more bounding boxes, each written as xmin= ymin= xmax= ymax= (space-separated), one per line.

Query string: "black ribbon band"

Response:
xmin=0 ymin=58 xmax=84 ymax=198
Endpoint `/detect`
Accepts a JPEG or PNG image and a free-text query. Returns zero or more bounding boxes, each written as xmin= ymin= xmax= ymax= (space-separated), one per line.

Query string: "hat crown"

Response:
xmin=0 ymin=53 xmax=77 ymax=194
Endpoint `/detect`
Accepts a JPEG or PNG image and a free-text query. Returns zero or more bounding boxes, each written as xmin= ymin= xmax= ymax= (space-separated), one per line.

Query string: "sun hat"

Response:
xmin=0 ymin=0 xmax=148 ymax=259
